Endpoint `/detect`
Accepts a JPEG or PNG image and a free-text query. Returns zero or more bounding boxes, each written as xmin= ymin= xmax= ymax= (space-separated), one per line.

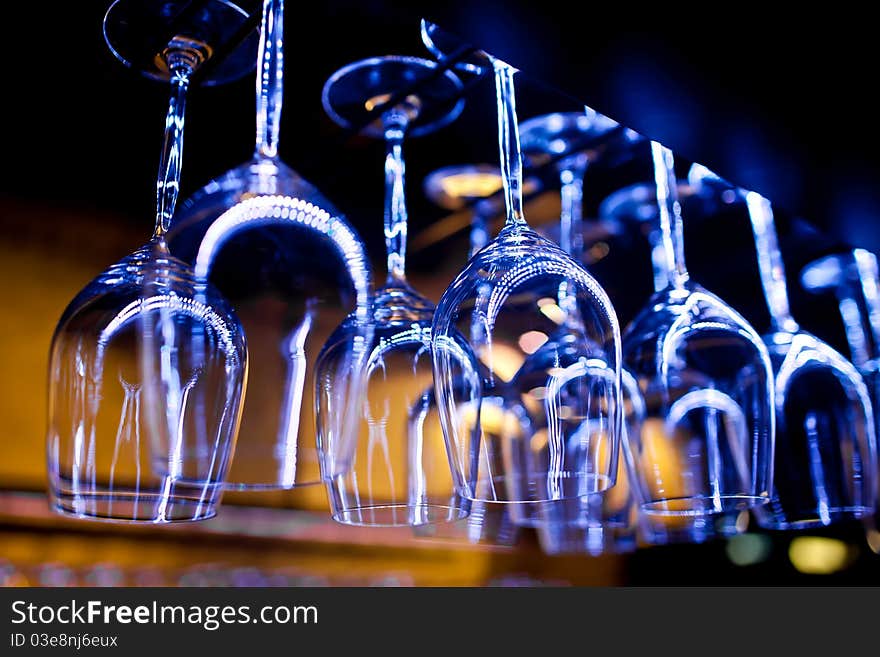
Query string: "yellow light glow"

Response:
xmin=530 ymin=429 xmax=548 ymax=452
xmin=439 ymin=172 xmax=503 ymax=200
xmin=518 ymin=330 xmax=548 ymax=355
xmin=640 ymin=418 xmax=688 ymax=500
xmin=537 ymin=298 xmax=567 ymax=325
xmin=478 ymin=344 xmax=524 ymax=383
xmin=527 ymin=386 xmax=546 ymax=401
xmin=788 ymin=537 xmax=853 ymax=574
xmin=557 ymin=405 xmax=573 ymax=420
xmin=364 ymin=93 xmax=392 ymax=112
xmin=595 ymin=431 xmax=629 ymax=514
xmin=639 ymin=418 xmax=694 ymax=529
xmin=459 ymin=401 xmax=524 ymax=439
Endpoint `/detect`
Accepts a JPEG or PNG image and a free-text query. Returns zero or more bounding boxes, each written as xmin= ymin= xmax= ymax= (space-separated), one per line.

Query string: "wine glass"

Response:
xmin=621 ymin=144 xmax=774 ymax=523
xmin=509 ymin=110 xmax=624 ymax=527
xmin=414 ymin=164 xmax=536 ymax=545
xmin=432 ymin=58 xmax=623 ymax=508
xmin=46 ymin=0 xmax=253 ymax=522
xmin=167 ymin=0 xmax=373 ymax=490
xmin=318 ymin=55 xmax=474 ymax=526
xmin=492 ymin=110 xmax=636 ymax=551
xmin=690 ymin=166 xmax=878 ymax=529
xmin=801 ymin=250 xmax=880 ymax=532
xmin=599 ymin=179 xmax=745 ymax=542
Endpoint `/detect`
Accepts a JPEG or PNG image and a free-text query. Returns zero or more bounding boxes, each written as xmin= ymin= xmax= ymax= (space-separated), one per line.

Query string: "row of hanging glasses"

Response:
xmin=46 ymin=0 xmax=879 ymax=556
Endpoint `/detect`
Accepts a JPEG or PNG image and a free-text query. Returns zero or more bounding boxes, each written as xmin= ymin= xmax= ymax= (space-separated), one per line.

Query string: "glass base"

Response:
xmin=331 ymin=504 xmax=468 ymax=528
xmin=464 ymin=472 xmax=615 ymax=504
xmin=757 ymin=505 xmax=874 ymax=531
xmin=50 ymin=485 xmax=220 ymax=524
xmin=222 ymin=478 xmax=323 ymax=492
xmin=103 ymin=0 xmax=259 ymax=86
xmin=322 ymin=56 xmax=464 ymax=138
xmin=641 ymin=510 xmax=744 ymax=545
xmin=642 ymin=494 xmax=767 ymax=517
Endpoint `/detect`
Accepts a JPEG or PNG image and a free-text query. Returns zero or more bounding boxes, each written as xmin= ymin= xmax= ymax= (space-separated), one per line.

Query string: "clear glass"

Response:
xmin=509 ymin=109 xmax=634 ymax=541
xmin=317 ymin=56 xmax=472 ymax=526
xmin=47 ymin=6 xmax=248 ymax=523
xmin=412 ymin=164 xmax=533 ymax=544
xmin=167 ymin=0 xmax=373 ymax=490
xmin=800 ymin=250 xmax=880 ymax=531
xmin=535 ymin=370 xmax=643 ymax=555
xmin=690 ymin=165 xmax=877 ymax=528
xmin=599 ymin=176 xmax=742 ymax=542
xmin=432 ymin=60 xmax=623 ymax=506
xmin=622 ymin=144 xmax=774 ymax=517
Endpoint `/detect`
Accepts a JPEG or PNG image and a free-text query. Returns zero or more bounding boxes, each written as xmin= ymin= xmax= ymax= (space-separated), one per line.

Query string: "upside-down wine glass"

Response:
xmin=621 ymin=144 xmax=774 ymax=523
xmin=416 ymin=164 xmax=535 ymax=544
xmin=318 ymin=55 xmax=475 ymax=526
xmin=432 ymin=58 xmax=623 ymax=509
xmin=497 ymin=111 xmax=639 ymax=552
xmin=46 ymin=0 xmax=253 ymax=522
xmin=599 ymin=176 xmax=744 ymax=543
xmin=801 ymin=250 xmax=880 ymax=532
xmin=167 ymin=0 xmax=373 ymax=491
xmin=690 ymin=166 xmax=877 ymax=528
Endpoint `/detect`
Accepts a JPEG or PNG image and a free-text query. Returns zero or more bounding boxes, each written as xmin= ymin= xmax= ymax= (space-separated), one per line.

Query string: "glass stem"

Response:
xmin=383 ymin=110 xmax=410 ymax=285
xmin=651 ymin=141 xmax=689 ymax=290
xmin=493 ymin=59 xmax=526 ymax=230
xmin=559 ymin=157 xmax=587 ymax=261
xmin=153 ymin=56 xmax=196 ymax=240
xmin=745 ymin=191 xmax=799 ymax=333
xmin=254 ymin=0 xmax=284 ymax=159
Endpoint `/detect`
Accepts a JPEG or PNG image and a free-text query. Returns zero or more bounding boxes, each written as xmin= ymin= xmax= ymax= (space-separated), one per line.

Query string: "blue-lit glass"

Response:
xmin=493 ymin=110 xmax=635 ymax=551
xmin=167 ymin=0 xmax=373 ymax=490
xmin=801 ymin=250 xmax=880 ymax=531
xmin=412 ymin=164 xmax=534 ymax=545
xmin=691 ymin=165 xmax=877 ymax=529
xmin=599 ymin=179 xmax=743 ymax=543
xmin=432 ymin=59 xmax=623 ymax=507
xmin=46 ymin=2 xmax=248 ymax=523
xmin=621 ymin=146 xmax=774 ymax=519
xmin=317 ymin=56 xmax=473 ymax=526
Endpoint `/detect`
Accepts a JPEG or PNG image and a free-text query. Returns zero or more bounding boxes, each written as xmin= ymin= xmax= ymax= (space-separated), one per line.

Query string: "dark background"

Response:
xmin=2 ymin=1 xmax=871 ymax=331
xmin=0 ymin=1 xmax=878 ymax=585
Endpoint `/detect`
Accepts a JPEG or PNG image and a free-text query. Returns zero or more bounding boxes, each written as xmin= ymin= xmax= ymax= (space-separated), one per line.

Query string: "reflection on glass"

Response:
xmin=47 ymin=2 xmax=248 ymax=523
xmin=801 ymin=249 xmax=880 ymax=529
xmin=168 ymin=0 xmax=372 ymax=490
xmin=506 ymin=110 xmax=638 ymax=549
xmin=691 ymin=165 xmax=877 ymax=529
xmin=318 ymin=56 xmax=473 ymax=526
xmin=600 ymin=176 xmax=742 ymax=543
xmin=621 ymin=145 xmax=774 ymax=520
xmin=433 ymin=58 xmax=623 ymax=507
